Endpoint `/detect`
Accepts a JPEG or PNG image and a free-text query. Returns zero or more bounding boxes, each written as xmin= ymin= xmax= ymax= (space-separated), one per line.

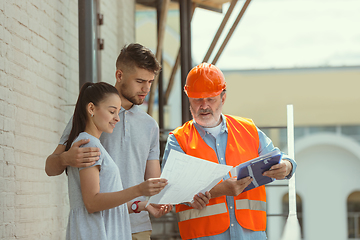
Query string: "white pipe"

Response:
xmin=281 ymin=104 xmax=301 ymax=240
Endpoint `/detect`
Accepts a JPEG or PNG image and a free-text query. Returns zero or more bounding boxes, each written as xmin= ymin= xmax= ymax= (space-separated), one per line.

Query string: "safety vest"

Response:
xmin=172 ymin=115 xmax=267 ymax=239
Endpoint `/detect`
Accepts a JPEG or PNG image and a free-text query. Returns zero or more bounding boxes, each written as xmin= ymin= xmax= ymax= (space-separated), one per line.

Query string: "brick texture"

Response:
xmin=100 ymin=0 xmax=135 ymax=84
xmin=0 ymin=0 xmax=135 ymax=239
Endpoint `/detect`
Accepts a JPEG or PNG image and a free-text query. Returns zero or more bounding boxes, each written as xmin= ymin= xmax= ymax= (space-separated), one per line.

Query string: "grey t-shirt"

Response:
xmin=66 ymin=132 xmax=131 ymax=240
xmin=60 ymin=105 xmax=160 ymax=233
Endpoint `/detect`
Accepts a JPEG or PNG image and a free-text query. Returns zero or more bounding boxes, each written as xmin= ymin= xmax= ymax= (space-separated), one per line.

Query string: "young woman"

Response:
xmin=65 ymin=82 xmax=168 ymax=239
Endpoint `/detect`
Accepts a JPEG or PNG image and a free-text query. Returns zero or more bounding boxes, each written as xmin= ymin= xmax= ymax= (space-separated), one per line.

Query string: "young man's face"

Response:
xmin=116 ymin=66 xmax=155 ymax=109
xmin=189 ymin=93 xmax=226 ymax=128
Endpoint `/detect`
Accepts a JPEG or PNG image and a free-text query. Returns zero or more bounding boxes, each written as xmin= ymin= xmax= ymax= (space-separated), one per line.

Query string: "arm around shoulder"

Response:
xmin=45 ymin=144 xmax=68 ymax=176
xmin=45 ymin=138 xmax=100 ymax=176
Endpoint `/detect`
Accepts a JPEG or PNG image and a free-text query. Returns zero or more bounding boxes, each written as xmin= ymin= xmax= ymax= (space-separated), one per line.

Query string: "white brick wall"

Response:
xmin=100 ymin=0 xmax=135 ymax=85
xmin=0 ymin=0 xmax=135 ymax=239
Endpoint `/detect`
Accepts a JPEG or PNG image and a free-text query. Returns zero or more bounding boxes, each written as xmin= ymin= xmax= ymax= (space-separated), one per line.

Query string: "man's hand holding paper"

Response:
xmin=209 ymin=176 xmax=253 ymax=198
xmin=147 ymin=150 xmax=233 ymax=205
xmin=189 ymin=191 xmax=211 ymax=209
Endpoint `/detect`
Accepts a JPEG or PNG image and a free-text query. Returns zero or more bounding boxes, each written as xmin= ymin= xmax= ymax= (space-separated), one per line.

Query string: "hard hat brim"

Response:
xmin=184 ymin=86 xmax=225 ymax=99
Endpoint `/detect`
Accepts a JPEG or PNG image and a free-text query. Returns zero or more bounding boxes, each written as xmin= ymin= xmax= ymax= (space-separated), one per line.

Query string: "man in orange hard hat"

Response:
xmin=162 ymin=63 xmax=297 ymax=240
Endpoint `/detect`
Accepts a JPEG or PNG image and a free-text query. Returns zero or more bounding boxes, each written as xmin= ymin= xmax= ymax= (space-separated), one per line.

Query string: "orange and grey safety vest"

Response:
xmin=171 ymin=115 xmax=267 ymax=239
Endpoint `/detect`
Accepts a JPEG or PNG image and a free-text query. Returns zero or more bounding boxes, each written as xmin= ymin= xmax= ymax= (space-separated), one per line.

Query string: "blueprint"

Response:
xmin=147 ymin=150 xmax=233 ymax=205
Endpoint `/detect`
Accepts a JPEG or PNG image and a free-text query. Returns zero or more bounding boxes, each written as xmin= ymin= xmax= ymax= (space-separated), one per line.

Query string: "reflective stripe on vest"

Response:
xmin=178 ymin=202 xmax=227 ymax=222
xmin=236 ymin=199 xmax=266 ymax=211
xmin=172 ymin=115 xmax=265 ymax=239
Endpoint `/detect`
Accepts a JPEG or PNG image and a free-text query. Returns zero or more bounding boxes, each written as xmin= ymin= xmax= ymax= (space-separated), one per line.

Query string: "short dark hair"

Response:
xmin=116 ymin=43 xmax=161 ymax=75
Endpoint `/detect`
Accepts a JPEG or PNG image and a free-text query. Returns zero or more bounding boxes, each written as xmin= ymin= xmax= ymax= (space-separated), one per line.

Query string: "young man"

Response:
xmin=46 ymin=43 xmax=169 ymax=240
xmin=162 ymin=63 xmax=297 ymax=240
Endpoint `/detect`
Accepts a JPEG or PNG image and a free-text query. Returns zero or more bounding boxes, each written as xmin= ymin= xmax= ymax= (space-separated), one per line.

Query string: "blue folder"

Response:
xmin=236 ymin=149 xmax=283 ymax=192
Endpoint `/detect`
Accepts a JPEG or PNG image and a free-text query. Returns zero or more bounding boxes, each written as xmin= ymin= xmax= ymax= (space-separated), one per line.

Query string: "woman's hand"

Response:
xmin=138 ymin=178 xmax=168 ymax=196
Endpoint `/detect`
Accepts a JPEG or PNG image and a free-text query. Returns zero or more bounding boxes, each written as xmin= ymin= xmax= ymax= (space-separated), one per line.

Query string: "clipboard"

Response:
xmin=235 ymin=149 xmax=283 ymax=192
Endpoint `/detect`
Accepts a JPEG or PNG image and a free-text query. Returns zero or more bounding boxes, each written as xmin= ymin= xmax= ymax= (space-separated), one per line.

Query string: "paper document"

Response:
xmin=148 ymin=150 xmax=233 ymax=205
xmin=235 ymin=149 xmax=283 ymax=192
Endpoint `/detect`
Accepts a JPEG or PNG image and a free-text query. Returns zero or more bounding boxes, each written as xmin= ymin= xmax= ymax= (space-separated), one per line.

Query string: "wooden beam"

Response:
xmin=192 ymin=0 xmax=230 ymax=11
xmin=164 ymin=4 xmax=196 ymax=105
xmin=212 ymin=0 xmax=252 ymax=65
xmin=147 ymin=0 xmax=170 ymax=115
xmin=203 ymin=0 xmax=238 ymax=63
xmin=164 ymin=49 xmax=181 ymax=105
xmin=179 ymin=0 xmax=193 ymax=123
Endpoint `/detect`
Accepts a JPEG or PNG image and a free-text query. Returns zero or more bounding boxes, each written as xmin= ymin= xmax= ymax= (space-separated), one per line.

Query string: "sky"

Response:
xmin=191 ymin=0 xmax=360 ymax=70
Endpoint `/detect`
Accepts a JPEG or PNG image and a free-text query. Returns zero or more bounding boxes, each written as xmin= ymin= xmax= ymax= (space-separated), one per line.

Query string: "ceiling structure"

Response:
xmin=135 ymin=0 xmax=251 ymax=126
xmin=134 ymin=0 xmax=253 ymax=157
xmin=136 ymin=0 xmax=231 ymax=12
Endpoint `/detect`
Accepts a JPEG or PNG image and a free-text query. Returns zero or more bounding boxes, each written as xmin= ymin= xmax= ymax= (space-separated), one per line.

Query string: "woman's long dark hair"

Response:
xmin=65 ymin=82 xmax=119 ymax=151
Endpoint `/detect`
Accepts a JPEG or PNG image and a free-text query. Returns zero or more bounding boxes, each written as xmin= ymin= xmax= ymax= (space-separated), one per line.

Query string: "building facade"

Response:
xmin=0 ymin=0 xmax=135 ymax=238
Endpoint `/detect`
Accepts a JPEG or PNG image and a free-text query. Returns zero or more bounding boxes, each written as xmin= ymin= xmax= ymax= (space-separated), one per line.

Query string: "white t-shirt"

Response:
xmin=203 ymin=121 xmax=223 ymax=138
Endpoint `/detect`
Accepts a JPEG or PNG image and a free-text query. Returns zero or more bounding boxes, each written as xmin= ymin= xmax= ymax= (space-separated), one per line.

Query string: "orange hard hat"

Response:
xmin=184 ymin=63 xmax=226 ymax=98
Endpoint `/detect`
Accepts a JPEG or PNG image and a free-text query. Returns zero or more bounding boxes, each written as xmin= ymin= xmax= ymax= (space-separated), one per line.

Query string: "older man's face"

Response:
xmin=189 ymin=93 xmax=226 ymax=128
